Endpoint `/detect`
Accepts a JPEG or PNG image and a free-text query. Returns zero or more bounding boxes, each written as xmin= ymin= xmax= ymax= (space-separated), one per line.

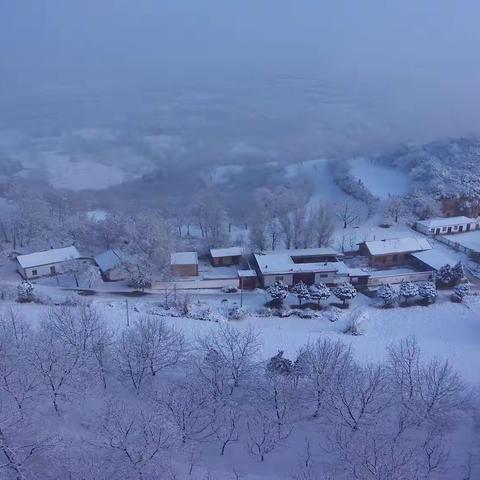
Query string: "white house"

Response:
xmin=415 ymin=216 xmax=477 ymax=236
xmin=16 ymin=246 xmax=81 ymax=279
xmin=253 ymin=251 xmax=349 ymax=287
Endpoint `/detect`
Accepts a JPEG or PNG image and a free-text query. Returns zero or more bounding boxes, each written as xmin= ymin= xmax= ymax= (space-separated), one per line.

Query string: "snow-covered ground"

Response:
xmin=443 ymin=230 xmax=480 ymax=252
xmin=349 ymin=157 xmax=411 ymax=199
xmin=284 ymin=158 xmax=352 ymax=205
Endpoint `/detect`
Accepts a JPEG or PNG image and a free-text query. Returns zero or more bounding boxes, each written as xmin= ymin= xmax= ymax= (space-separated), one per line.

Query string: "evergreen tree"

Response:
xmin=453 ymin=283 xmax=470 ymax=302
xmin=418 ymin=281 xmax=437 ymax=304
xmin=437 ymin=264 xmax=454 ymax=286
xmin=266 ymin=280 xmax=289 ymax=307
xmin=291 ymin=281 xmax=310 ymax=306
xmin=399 ymin=281 xmax=419 ymax=305
xmin=308 ymin=283 xmax=331 ymax=307
xmin=452 ymin=261 xmax=465 ymax=284
xmin=332 ymin=282 xmax=357 ymax=307
xmin=377 ymin=284 xmax=397 ymax=307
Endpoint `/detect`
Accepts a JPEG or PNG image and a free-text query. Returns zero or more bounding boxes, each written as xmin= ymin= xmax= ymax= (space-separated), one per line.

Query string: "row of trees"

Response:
xmin=0 ymin=303 xmax=475 ymax=479
xmin=266 ymin=280 xmax=358 ymax=309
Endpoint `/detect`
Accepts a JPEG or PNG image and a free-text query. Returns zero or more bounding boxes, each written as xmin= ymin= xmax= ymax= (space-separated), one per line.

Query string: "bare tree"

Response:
xmin=336 ymin=201 xmax=359 ymax=229
xmin=217 ymin=407 xmax=240 ymax=456
xmin=0 ymin=309 xmax=38 ymax=415
xmin=298 ymin=338 xmax=353 ymax=418
xmin=327 ymin=363 xmax=390 ymax=431
xmin=246 ymin=410 xmax=282 ymax=462
xmin=196 ymin=323 xmax=261 ymax=393
xmin=115 ymin=317 xmax=185 ymax=393
xmin=101 ymin=400 xmax=172 ymax=480
xmin=156 ymin=380 xmax=218 ymax=445
xmin=30 ymin=314 xmax=88 ymax=414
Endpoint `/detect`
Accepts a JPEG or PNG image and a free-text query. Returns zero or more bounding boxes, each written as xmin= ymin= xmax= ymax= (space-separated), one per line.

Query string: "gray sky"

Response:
xmin=1 ymin=1 xmax=480 ymax=148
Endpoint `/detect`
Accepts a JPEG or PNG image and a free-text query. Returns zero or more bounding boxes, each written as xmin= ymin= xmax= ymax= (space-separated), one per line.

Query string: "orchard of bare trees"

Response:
xmin=0 ymin=302 xmax=477 ymax=480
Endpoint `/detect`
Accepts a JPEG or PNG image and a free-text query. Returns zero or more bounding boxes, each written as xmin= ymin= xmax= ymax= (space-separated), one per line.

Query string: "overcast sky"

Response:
xmin=1 ymin=1 xmax=480 ymax=144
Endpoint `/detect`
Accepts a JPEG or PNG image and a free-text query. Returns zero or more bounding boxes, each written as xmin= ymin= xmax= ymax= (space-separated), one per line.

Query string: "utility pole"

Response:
xmin=240 ymin=278 xmax=243 ymax=308
xmin=125 ymin=299 xmax=130 ymax=327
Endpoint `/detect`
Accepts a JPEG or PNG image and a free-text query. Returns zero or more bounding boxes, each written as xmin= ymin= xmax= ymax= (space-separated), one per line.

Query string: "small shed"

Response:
xmin=171 ymin=252 xmax=198 ymax=277
xmin=238 ymin=269 xmax=257 ymax=290
xmin=210 ymin=247 xmax=243 ymax=267
xmin=95 ymin=249 xmax=131 ymax=281
xmin=16 ymin=246 xmax=81 ymax=279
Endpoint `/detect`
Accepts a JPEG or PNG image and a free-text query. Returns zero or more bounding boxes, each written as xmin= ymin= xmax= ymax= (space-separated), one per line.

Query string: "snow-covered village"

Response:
xmin=1 ymin=2 xmax=480 ymax=480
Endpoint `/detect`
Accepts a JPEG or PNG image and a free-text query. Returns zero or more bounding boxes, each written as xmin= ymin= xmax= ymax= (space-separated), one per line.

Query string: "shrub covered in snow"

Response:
xmin=399 ymin=281 xmax=419 ymax=305
xmin=226 ymin=304 xmax=247 ymax=321
xmin=222 ymin=285 xmax=238 ymax=294
xmin=377 ymin=284 xmax=397 ymax=307
xmin=418 ymin=281 xmax=437 ymax=304
xmin=16 ymin=280 xmax=34 ymax=303
xmin=344 ymin=309 xmax=367 ymax=335
xmin=332 ymin=282 xmax=357 ymax=307
xmin=323 ymin=306 xmax=343 ymax=323
xmin=266 ymin=350 xmax=293 ymax=377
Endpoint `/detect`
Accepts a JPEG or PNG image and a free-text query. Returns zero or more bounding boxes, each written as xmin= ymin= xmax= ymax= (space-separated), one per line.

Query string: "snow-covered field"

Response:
xmin=350 ymin=157 xmax=411 ymax=198
xmin=284 ymin=158 xmax=350 ymax=204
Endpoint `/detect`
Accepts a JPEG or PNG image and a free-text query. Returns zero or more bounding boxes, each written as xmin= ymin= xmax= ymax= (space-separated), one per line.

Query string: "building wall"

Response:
xmin=369 ymin=253 xmax=409 ymax=267
xmin=417 ymin=221 xmax=477 ymax=236
xmin=172 ymin=264 xmax=198 ymax=277
xmin=103 ymin=267 xmax=126 ymax=282
xmin=239 ymin=277 xmax=257 ymax=290
xmin=263 ymin=274 xmax=294 ymax=287
xmin=212 ymin=256 xmax=240 ymax=267
xmin=19 ymin=262 xmax=64 ymax=279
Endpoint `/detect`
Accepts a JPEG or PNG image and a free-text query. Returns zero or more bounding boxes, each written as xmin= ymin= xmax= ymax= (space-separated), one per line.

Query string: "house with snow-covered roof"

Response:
xmin=95 ymin=249 xmax=132 ymax=281
xmin=415 ymin=216 xmax=477 ymax=236
xmin=16 ymin=246 xmax=82 ymax=279
xmin=359 ymin=237 xmax=432 ymax=267
xmin=253 ymin=250 xmax=348 ymax=287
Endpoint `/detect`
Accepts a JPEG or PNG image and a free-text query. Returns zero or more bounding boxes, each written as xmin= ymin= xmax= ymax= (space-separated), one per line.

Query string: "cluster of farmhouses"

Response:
xmin=14 ymin=215 xmax=479 ymax=291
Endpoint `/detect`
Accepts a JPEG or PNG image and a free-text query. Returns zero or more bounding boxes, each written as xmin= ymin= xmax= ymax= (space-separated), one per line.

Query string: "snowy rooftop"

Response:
xmin=363 ymin=237 xmax=431 ymax=256
xmin=254 ymin=253 xmax=348 ymax=275
xmin=416 ymin=216 xmax=476 ymax=229
xmin=238 ymin=269 xmax=257 ymax=278
xmin=210 ymin=247 xmax=243 ymax=258
xmin=411 ymin=249 xmax=460 ymax=271
xmin=260 ymin=247 xmax=340 ymax=257
xmin=95 ymin=249 xmax=131 ymax=272
xmin=17 ymin=246 xmax=81 ymax=269
xmin=171 ymin=252 xmax=198 ymax=265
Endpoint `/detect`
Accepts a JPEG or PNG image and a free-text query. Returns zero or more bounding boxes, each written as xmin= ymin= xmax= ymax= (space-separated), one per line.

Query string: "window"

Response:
xmin=275 ymin=276 xmax=284 ymax=281
xmin=32 ymin=269 xmax=37 ymax=276
xmin=50 ymin=266 xmax=56 ymax=274
xmin=392 ymin=254 xmax=398 ymax=261
xmin=318 ymin=274 xmax=328 ymax=278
